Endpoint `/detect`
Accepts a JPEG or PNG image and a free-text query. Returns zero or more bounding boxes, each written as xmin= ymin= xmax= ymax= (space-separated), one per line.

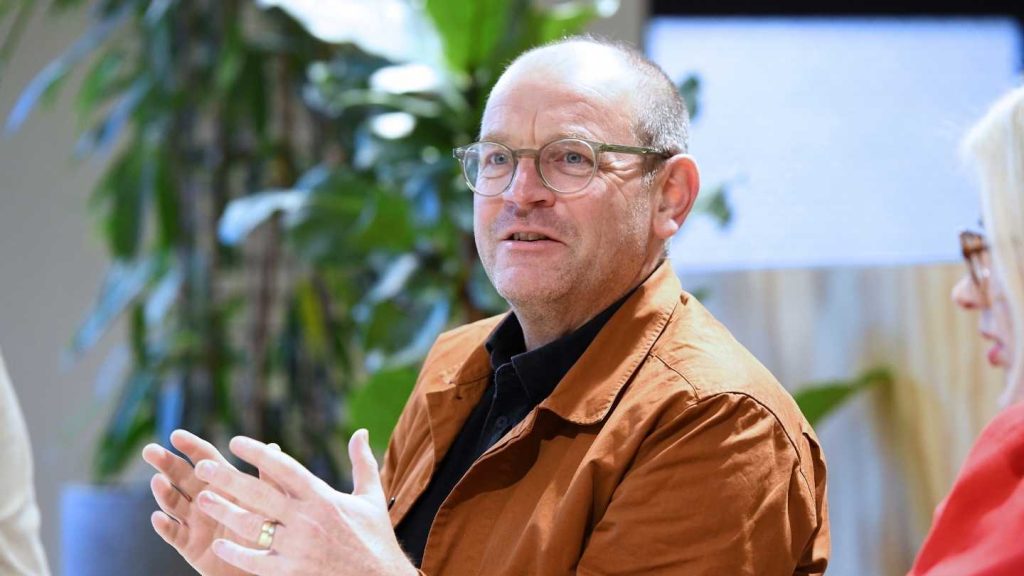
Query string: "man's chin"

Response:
xmin=494 ymin=277 xmax=568 ymax=308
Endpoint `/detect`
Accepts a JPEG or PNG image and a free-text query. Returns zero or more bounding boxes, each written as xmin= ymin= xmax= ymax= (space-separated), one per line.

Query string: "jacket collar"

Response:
xmin=428 ymin=261 xmax=682 ymax=425
xmin=539 ymin=262 xmax=681 ymax=424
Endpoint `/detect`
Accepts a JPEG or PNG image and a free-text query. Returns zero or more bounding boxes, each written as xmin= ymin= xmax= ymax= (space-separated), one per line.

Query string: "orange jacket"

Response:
xmin=382 ymin=264 xmax=830 ymax=575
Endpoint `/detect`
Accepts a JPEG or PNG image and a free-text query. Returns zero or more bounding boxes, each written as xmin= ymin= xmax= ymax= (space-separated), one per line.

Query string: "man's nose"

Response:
xmin=951 ymin=274 xmax=986 ymax=310
xmin=503 ymin=158 xmax=556 ymax=209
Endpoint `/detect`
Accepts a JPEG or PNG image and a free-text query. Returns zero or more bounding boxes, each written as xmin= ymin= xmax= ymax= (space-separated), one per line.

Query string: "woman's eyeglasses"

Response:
xmin=960 ymin=229 xmax=991 ymax=302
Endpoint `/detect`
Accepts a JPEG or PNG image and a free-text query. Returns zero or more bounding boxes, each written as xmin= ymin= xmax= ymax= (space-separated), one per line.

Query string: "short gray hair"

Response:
xmin=509 ymin=35 xmax=689 ymax=157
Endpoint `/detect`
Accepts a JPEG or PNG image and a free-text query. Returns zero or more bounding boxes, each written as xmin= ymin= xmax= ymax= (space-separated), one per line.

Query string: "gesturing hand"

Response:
xmin=142 ymin=430 xmax=255 ymax=576
xmin=192 ymin=429 xmax=417 ymax=576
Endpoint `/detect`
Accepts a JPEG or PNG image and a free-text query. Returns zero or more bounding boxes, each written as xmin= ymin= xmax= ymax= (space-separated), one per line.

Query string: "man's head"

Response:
xmin=470 ymin=37 xmax=700 ymax=331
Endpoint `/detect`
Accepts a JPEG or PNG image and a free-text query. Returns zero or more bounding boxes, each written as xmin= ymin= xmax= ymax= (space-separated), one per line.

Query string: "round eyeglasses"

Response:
xmin=452 ymin=138 xmax=670 ymax=196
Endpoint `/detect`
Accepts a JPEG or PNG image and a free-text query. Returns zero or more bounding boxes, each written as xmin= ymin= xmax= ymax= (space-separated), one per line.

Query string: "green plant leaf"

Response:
xmin=351 ymin=193 xmax=416 ymax=252
xmin=75 ymin=75 xmax=151 ymax=157
xmin=347 ymin=365 xmax=419 ymax=454
xmin=70 ymin=258 xmax=157 ymax=356
xmin=153 ymin=146 xmax=178 ymax=249
xmin=92 ymin=146 xmax=145 ymax=258
xmin=793 ymin=367 xmax=892 ymax=427
xmin=93 ymin=367 xmax=158 ymax=481
xmin=363 ymin=253 xmax=420 ymax=304
xmin=296 ymin=280 xmax=329 ymax=357
xmin=0 ymin=1 xmax=35 ymax=73
xmin=233 ymin=44 xmax=269 ymax=137
xmin=383 ymin=296 xmax=449 ymax=368
xmin=693 ymin=183 xmax=732 ymax=228
xmin=214 ymin=25 xmax=246 ymax=96
xmin=425 ymin=0 xmax=508 ymax=73
xmin=4 ymin=4 xmax=129 ymax=134
xmin=533 ymin=1 xmax=602 ymax=44
xmin=678 ymin=74 xmax=700 ymax=121
xmin=76 ymin=48 xmax=129 ymax=119
xmin=219 ymin=188 xmax=310 ymax=246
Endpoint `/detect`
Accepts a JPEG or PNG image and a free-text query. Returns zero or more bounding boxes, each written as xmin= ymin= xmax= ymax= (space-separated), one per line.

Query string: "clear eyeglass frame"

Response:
xmin=960 ymin=229 xmax=991 ymax=304
xmin=452 ymin=137 xmax=671 ymax=196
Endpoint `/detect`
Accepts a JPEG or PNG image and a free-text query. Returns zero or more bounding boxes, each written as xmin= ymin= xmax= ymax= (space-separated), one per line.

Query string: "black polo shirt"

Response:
xmin=395 ymin=295 xmax=630 ymax=567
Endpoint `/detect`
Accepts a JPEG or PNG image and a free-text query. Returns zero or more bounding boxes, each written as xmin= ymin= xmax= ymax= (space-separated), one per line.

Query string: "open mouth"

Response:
xmin=508 ymin=232 xmax=552 ymax=242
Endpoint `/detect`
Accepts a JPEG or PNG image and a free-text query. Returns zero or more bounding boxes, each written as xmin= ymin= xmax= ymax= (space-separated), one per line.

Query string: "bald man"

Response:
xmin=0 ymin=349 xmax=50 ymax=575
xmin=145 ymin=37 xmax=830 ymax=575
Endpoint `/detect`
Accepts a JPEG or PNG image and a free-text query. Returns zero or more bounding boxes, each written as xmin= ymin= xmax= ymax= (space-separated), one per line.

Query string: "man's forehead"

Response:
xmin=479 ymin=97 xmax=630 ymax=145
xmin=497 ymin=42 xmax=634 ymax=98
xmin=481 ymin=46 xmax=636 ymax=143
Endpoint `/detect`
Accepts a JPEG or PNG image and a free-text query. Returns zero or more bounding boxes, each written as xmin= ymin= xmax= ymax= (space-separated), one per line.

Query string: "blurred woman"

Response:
xmin=909 ymin=87 xmax=1024 ymax=575
xmin=0 ymin=348 xmax=50 ymax=575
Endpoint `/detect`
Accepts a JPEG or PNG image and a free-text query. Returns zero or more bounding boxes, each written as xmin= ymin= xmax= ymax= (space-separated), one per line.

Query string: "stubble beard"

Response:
xmin=487 ymin=196 xmax=652 ymax=329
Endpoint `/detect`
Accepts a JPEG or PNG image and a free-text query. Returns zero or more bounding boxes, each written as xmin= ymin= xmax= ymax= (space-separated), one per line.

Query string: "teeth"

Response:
xmin=512 ymin=232 xmax=549 ymax=242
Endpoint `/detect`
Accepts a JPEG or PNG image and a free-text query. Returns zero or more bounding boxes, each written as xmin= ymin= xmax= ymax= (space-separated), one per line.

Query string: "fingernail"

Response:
xmin=195 ymin=460 xmax=217 ymax=480
xmin=212 ymin=539 xmax=229 ymax=557
xmin=196 ymin=491 xmax=214 ymax=508
xmin=232 ymin=436 xmax=259 ymax=449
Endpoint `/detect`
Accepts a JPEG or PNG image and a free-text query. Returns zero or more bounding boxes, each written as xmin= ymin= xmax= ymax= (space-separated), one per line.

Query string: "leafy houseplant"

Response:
xmin=2 ymin=0 xmax=660 ymax=486
xmin=793 ymin=367 xmax=892 ymax=427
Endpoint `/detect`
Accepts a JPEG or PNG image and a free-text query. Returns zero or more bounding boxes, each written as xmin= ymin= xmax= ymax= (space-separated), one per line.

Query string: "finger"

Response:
xmin=151 ymin=510 xmax=188 ymax=550
xmin=150 ymin=473 xmax=192 ymax=526
xmin=144 ymin=442 xmax=210 ymax=499
xmin=349 ymin=429 xmax=384 ymax=501
xmin=193 ymin=459 xmax=291 ymax=522
xmin=211 ymin=538 xmax=282 ymax=576
xmin=196 ymin=489 xmax=270 ymax=545
xmin=259 ymin=443 xmax=287 ymax=496
xmin=170 ymin=429 xmax=234 ymax=469
xmin=229 ymin=436 xmax=324 ymax=498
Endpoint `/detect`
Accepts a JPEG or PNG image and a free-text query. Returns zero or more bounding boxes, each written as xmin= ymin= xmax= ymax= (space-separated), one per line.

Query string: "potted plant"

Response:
xmin=3 ymin=0 xmax=649 ymax=571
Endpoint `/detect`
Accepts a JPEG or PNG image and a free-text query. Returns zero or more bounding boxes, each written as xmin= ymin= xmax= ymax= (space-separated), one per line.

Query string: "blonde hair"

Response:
xmin=961 ymin=85 xmax=1024 ymax=406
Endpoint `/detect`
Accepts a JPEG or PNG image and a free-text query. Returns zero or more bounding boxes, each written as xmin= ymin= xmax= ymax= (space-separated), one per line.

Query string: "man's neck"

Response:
xmin=514 ymin=257 xmax=664 ymax=351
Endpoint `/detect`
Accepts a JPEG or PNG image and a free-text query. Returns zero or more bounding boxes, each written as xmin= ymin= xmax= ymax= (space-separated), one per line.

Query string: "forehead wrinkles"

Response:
xmin=483 ymin=45 xmax=638 ymax=141
xmin=481 ymin=76 xmax=636 ymax=144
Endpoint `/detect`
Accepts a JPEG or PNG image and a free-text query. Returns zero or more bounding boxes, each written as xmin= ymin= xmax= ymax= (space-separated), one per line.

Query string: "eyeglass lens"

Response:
xmin=960 ymin=232 xmax=990 ymax=296
xmin=461 ymin=139 xmax=597 ymax=196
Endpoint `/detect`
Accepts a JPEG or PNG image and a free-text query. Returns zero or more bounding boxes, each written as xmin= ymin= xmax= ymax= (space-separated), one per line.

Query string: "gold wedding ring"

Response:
xmin=256 ymin=520 xmax=278 ymax=550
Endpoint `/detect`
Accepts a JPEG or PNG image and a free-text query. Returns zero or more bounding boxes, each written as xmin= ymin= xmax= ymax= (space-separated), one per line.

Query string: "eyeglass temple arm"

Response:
xmin=598 ymin=143 xmax=673 ymax=158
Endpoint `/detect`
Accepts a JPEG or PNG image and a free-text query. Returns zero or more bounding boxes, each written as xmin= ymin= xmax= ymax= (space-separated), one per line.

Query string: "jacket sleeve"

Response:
xmin=575 ymin=392 xmax=826 ymax=576
xmin=0 ymin=352 xmax=51 ymax=576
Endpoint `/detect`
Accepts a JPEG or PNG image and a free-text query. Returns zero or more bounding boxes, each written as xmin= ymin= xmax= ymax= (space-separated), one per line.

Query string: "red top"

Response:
xmin=909 ymin=401 xmax=1024 ymax=575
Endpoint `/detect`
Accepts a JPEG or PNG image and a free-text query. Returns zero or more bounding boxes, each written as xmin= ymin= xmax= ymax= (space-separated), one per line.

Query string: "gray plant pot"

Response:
xmin=61 ymin=483 xmax=196 ymax=576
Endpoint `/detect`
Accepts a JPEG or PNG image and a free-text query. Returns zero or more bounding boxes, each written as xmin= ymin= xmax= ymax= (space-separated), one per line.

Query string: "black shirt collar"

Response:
xmin=485 ymin=289 xmax=635 ymax=404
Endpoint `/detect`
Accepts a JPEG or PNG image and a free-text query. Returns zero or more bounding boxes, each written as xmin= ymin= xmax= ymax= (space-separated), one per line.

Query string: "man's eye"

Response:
xmin=487 ymin=153 xmax=510 ymax=165
xmin=565 ymin=152 xmax=584 ymax=164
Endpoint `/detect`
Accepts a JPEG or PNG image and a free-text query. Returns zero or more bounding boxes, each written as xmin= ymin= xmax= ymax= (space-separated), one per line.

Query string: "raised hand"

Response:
xmin=191 ymin=429 xmax=417 ymax=576
xmin=142 ymin=430 xmax=254 ymax=576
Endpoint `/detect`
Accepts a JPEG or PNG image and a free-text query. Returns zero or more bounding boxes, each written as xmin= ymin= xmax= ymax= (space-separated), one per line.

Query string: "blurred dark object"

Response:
xmin=61 ymin=484 xmax=194 ymax=575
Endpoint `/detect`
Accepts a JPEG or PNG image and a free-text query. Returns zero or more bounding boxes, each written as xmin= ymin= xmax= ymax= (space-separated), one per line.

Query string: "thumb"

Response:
xmin=349 ymin=429 xmax=383 ymax=500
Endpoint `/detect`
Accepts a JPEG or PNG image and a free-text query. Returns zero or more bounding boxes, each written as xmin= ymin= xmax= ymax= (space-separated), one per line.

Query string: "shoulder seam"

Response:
xmin=654 ymin=351 xmax=815 ymax=507
xmin=651 ymin=352 xmax=700 ymax=399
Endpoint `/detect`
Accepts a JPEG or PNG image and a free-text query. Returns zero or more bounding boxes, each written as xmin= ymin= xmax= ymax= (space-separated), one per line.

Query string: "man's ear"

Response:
xmin=651 ymin=154 xmax=700 ymax=241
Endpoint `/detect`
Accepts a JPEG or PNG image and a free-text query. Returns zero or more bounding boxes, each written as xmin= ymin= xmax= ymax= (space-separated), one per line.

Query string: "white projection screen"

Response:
xmin=647 ymin=18 xmax=1022 ymax=271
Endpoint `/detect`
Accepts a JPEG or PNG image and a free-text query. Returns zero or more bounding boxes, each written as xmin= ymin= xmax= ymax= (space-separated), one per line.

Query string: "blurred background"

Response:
xmin=0 ymin=0 xmax=1020 ymax=574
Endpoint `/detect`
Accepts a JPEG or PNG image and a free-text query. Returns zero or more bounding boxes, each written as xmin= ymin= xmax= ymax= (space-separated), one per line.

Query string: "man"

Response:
xmin=0 ymin=349 xmax=51 ymax=575
xmin=144 ymin=37 xmax=830 ymax=575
